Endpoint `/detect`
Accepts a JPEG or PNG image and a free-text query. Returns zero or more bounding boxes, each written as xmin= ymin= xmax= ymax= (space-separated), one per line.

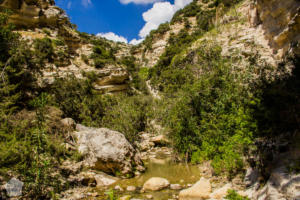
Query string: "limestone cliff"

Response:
xmin=253 ymin=0 xmax=300 ymax=58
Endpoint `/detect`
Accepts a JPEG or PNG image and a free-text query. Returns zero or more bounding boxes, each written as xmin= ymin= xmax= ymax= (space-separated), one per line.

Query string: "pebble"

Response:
xmin=146 ymin=194 xmax=153 ymax=199
xmin=170 ymin=184 xmax=182 ymax=190
xmin=127 ymin=185 xmax=137 ymax=192
xmin=115 ymin=185 xmax=124 ymax=191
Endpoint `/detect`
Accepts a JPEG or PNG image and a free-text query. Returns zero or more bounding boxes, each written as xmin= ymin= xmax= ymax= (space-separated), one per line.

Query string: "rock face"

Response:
xmin=253 ymin=0 xmax=300 ymax=57
xmin=93 ymin=67 xmax=129 ymax=93
xmin=142 ymin=177 xmax=170 ymax=191
xmin=250 ymin=166 xmax=300 ymax=200
xmin=179 ymin=177 xmax=212 ymax=200
xmin=73 ymin=124 xmax=143 ymax=176
xmin=0 ymin=0 xmax=69 ymax=28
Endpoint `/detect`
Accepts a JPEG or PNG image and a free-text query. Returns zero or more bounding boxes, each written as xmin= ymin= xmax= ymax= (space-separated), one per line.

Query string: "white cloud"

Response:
xmin=93 ymin=0 xmax=193 ymax=46
xmin=129 ymin=38 xmax=144 ymax=45
xmin=82 ymin=0 xmax=92 ymax=7
xmin=138 ymin=0 xmax=192 ymax=38
xmin=119 ymin=0 xmax=161 ymax=4
xmin=96 ymin=32 xmax=128 ymax=43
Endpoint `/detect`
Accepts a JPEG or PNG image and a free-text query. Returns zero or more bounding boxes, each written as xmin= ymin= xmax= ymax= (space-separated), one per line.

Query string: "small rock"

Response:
xmin=143 ymin=177 xmax=170 ymax=191
xmin=146 ymin=194 xmax=153 ymax=199
xmin=61 ymin=118 xmax=76 ymax=129
xmin=187 ymin=184 xmax=192 ymax=187
xmin=170 ymin=184 xmax=182 ymax=190
xmin=127 ymin=185 xmax=137 ymax=192
xmin=87 ymin=192 xmax=98 ymax=197
xmin=115 ymin=185 xmax=124 ymax=191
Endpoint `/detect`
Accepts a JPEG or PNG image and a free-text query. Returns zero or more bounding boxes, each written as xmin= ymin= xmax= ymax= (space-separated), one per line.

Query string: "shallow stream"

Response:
xmin=98 ymin=148 xmax=201 ymax=199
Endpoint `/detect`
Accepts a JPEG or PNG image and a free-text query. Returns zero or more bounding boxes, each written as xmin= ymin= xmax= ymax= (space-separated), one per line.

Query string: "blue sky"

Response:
xmin=55 ymin=0 xmax=192 ymax=44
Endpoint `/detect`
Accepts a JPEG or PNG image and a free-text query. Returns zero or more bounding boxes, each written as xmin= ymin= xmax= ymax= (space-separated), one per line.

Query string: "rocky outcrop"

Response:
xmin=73 ymin=124 xmax=144 ymax=176
xmin=0 ymin=0 xmax=70 ymax=28
xmin=253 ymin=0 xmax=300 ymax=57
xmin=93 ymin=67 xmax=129 ymax=93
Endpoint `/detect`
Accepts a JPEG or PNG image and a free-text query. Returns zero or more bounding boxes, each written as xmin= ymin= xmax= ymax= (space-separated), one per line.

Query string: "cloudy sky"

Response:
xmin=55 ymin=0 xmax=192 ymax=44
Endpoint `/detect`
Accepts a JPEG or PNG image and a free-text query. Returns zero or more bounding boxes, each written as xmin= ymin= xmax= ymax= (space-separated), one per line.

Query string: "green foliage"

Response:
xmin=105 ymin=189 xmax=118 ymax=200
xmin=121 ymin=56 xmax=147 ymax=93
xmin=90 ymin=38 xmax=116 ymax=68
xmin=102 ymin=94 xmax=150 ymax=144
xmin=42 ymin=28 xmax=51 ymax=36
xmin=52 ymin=38 xmax=65 ymax=47
xmin=0 ymin=94 xmax=70 ymax=199
xmin=51 ymin=74 xmax=150 ymax=144
xmin=159 ymin=43 xmax=257 ymax=174
xmin=34 ymin=37 xmax=54 ymax=64
xmin=225 ymin=190 xmax=250 ymax=200
xmin=0 ymin=11 xmax=42 ymax=118
xmin=51 ymin=74 xmax=106 ymax=126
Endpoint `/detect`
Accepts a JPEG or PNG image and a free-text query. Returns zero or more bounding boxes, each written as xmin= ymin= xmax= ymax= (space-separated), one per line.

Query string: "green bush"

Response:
xmin=102 ymin=94 xmax=151 ymax=144
xmin=51 ymin=74 xmax=106 ymax=126
xmin=225 ymin=190 xmax=250 ymax=200
xmin=90 ymin=39 xmax=116 ymax=68
xmin=34 ymin=37 xmax=54 ymax=61
xmin=121 ymin=56 xmax=148 ymax=93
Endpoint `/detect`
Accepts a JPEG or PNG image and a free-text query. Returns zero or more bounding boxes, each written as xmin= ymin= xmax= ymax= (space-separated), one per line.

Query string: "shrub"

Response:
xmin=102 ymin=94 xmax=151 ymax=144
xmin=90 ymin=39 xmax=116 ymax=68
xmin=51 ymin=74 xmax=106 ymax=126
xmin=121 ymin=56 xmax=148 ymax=93
xmin=34 ymin=37 xmax=54 ymax=63
xmin=225 ymin=190 xmax=250 ymax=200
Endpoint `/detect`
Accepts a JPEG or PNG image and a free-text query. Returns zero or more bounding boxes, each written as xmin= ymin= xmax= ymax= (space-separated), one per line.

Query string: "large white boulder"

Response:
xmin=73 ymin=124 xmax=143 ymax=176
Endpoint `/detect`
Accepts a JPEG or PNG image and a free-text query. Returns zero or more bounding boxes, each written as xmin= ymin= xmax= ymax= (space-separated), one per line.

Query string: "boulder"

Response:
xmin=179 ymin=177 xmax=211 ymax=200
xmin=143 ymin=177 xmax=170 ymax=191
xmin=73 ymin=124 xmax=143 ymax=176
